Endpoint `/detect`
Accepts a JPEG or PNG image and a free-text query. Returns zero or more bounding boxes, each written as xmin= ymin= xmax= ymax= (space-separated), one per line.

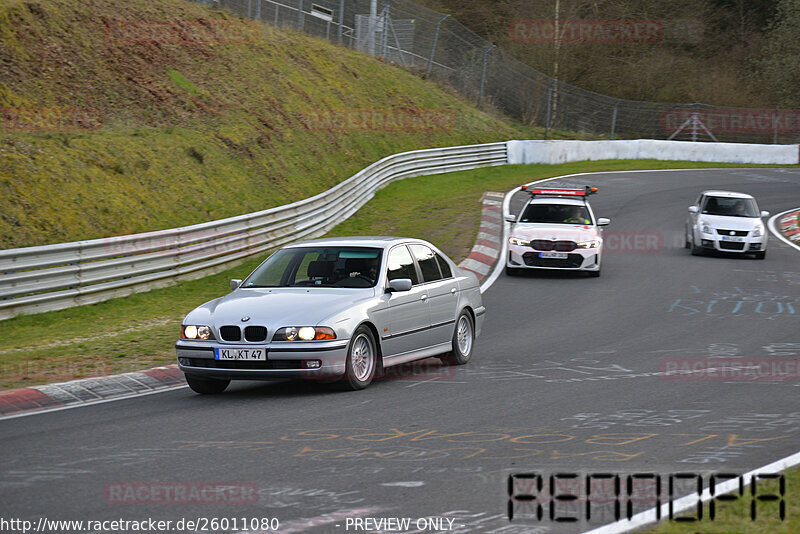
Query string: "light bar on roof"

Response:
xmin=521 ymin=185 xmax=598 ymax=196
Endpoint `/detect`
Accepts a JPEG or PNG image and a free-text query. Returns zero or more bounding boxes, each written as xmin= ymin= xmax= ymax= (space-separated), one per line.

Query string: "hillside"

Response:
xmin=0 ymin=0 xmax=537 ymax=249
xmin=415 ymin=0 xmax=787 ymax=108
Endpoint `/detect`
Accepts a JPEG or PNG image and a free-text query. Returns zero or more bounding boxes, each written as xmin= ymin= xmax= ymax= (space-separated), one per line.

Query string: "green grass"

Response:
xmin=2 ymin=159 xmax=798 ymax=390
xmin=642 ymin=466 xmax=798 ymax=533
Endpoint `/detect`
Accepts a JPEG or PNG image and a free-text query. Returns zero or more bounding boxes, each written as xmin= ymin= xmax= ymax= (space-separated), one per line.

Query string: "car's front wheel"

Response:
xmin=755 ymin=251 xmax=766 ymax=259
xmin=690 ymin=233 xmax=703 ymax=256
xmin=441 ymin=311 xmax=474 ymax=366
xmin=341 ymin=326 xmax=377 ymax=390
xmin=185 ymin=374 xmax=230 ymax=395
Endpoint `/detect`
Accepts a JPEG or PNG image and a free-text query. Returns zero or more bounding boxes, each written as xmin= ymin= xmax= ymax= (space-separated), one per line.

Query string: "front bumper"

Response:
xmin=699 ymin=234 xmax=766 ymax=254
xmin=507 ymin=245 xmax=601 ymax=271
xmin=175 ymin=339 xmax=349 ymax=381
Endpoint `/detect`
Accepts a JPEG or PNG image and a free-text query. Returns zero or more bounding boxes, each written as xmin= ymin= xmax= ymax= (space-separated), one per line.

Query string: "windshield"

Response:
xmin=519 ymin=204 xmax=592 ymax=225
xmin=243 ymin=247 xmax=382 ymax=288
xmin=702 ymin=196 xmax=758 ymax=217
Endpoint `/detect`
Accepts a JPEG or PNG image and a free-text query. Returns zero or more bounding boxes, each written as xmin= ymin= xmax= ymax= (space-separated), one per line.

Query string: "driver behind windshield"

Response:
xmin=563 ymin=206 xmax=591 ymax=224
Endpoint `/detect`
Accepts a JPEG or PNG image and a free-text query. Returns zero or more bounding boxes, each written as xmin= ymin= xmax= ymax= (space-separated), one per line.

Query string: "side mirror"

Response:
xmin=504 ymin=214 xmax=517 ymax=223
xmin=230 ymin=279 xmax=242 ymax=291
xmin=597 ymin=217 xmax=611 ymax=226
xmin=760 ymin=210 xmax=770 ymax=218
xmin=387 ymin=279 xmax=412 ymax=293
xmin=688 ymin=206 xmax=699 ymax=214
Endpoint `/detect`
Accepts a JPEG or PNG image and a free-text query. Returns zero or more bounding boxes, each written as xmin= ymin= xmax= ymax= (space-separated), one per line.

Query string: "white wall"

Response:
xmin=507 ymin=140 xmax=800 ymax=165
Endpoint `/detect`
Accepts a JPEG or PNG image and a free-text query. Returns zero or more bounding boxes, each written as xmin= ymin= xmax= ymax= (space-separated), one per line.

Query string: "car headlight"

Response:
xmin=576 ymin=240 xmax=600 ymax=249
xmin=181 ymin=325 xmax=214 ymax=340
xmin=273 ymin=326 xmax=336 ymax=341
xmin=701 ymin=223 xmax=712 ymax=234
xmin=509 ymin=236 xmax=530 ymax=246
xmin=752 ymin=226 xmax=762 ymax=237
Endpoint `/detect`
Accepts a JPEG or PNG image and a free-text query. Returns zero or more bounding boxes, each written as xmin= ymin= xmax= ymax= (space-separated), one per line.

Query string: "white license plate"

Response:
xmin=540 ymin=251 xmax=568 ymax=259
xmin=721 ymin=236 xmax=744 ymax=242
xmin=214 ymin=348 xmax=266 ymax=361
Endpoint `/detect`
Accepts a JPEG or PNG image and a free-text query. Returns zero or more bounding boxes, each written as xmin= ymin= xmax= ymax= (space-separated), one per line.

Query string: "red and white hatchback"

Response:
xmin=505 ymin=186 xmax=610 ymax=277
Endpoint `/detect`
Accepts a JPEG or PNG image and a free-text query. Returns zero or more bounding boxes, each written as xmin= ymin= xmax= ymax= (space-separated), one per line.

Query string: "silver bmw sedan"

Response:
xmin=176 ymin=237 xmax=485 ymax=393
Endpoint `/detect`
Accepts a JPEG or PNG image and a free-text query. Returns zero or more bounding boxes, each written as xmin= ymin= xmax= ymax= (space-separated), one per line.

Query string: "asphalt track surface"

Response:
xmin=2 ymin=168 xmax=799 ymax=534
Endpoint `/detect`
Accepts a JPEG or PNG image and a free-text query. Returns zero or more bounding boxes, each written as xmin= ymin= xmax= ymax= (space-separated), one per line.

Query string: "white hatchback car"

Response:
xmin=685 ymin=191 xmax=769 ymax=259
xmin=505 ymin=186 xmax=610 ymax=277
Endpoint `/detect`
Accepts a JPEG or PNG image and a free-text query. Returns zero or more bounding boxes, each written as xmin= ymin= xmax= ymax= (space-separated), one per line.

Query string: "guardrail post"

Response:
xmin=478 ymin=44 xmax=496 ymax=107
xmin=255 ymin=0 xmax=261 ymax=21
xmin=425 ymin=14 xmax=450 ymax=79
xmin=610 ymin=99 xmax=620 ymax=140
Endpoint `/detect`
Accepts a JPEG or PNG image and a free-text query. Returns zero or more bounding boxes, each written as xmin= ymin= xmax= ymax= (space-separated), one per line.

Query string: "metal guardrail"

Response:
xmin=0 ymin=142 xmax=508 ymax=320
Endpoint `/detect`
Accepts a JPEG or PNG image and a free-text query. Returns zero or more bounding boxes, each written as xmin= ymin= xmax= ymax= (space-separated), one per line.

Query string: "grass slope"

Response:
xmin=0 ymin=0 xmax=539 ymax=248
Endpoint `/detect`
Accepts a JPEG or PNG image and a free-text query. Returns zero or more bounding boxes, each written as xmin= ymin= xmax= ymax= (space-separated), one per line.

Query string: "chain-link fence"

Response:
xmin=202 ymin=0 xmax=800 ymax=144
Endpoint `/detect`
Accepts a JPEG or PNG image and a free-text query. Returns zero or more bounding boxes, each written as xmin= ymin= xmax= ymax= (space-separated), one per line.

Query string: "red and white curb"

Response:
xmin=768 ymin=207 xmax=800 ymax=253
xmin=458 ymin=192 xmax=504 ymax=281
xmin=0 ymin=365 xmax=186 ymax=419
xmin=779 ymin=210 xmax=800 ymax=243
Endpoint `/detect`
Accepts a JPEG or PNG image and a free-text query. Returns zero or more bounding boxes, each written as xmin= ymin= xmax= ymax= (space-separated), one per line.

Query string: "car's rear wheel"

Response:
xmin=441 ymin=311 xmax=474 ymax=366
xmin=185 ymin=374 xmax=230 ymax=395
xmin=341 ymin=326 xmax=377 ymax=390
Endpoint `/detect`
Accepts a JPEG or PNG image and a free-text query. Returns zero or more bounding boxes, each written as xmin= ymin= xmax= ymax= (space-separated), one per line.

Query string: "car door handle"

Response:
xmin=450 ymin=288 xmax=456 ymax=294
xmin=420 ymin=294 xmax=428 ymax=301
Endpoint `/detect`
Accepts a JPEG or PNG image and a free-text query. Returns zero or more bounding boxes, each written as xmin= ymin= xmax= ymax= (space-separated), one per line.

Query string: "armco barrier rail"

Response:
xmin=2 ymin=139 xmax=797 ymax=321
xmin=0 ymin=142 xmax=507 ymax=320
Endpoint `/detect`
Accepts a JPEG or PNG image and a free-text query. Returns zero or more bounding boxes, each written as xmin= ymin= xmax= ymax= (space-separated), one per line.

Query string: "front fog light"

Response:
xmin=303 ymin=360 xmax=322 ymax=369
